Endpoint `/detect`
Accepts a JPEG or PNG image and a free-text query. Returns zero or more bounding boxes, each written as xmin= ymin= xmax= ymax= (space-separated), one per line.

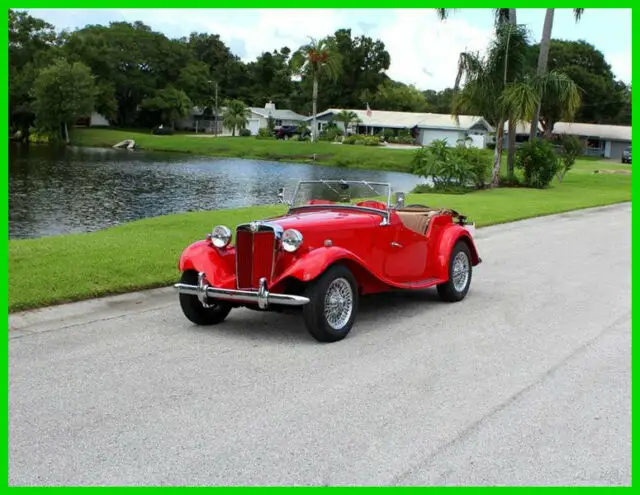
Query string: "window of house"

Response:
xmin=275 ymin=119 xmax=282 ymax=126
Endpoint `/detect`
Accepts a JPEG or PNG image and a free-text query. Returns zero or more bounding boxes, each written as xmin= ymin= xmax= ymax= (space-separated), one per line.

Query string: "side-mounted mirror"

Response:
xmin=277 ymin=187 xmax=287 ymax=204
xmin=395 ymin=192 xmax=405 ymax=208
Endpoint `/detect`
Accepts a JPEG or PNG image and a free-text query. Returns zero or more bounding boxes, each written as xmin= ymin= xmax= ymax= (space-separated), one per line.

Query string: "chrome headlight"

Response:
xmin=210 ymin=225 xmax=231 ymax=248
xmin=281 ymin=229 xmax=303 ymax=253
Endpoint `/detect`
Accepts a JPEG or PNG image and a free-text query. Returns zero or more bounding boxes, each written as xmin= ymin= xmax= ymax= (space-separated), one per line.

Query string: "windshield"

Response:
xmin=290 ymin=180 xmax=391 ymax=209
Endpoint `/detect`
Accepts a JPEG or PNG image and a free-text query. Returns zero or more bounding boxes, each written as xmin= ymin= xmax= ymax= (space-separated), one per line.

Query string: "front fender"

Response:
xmin=273 ymin=246 xmax=365 ymax=285
xmin=178 ymin=240 xmax=236 ymax=288
xmin=432 ymin=225 xmax=481 ymax=280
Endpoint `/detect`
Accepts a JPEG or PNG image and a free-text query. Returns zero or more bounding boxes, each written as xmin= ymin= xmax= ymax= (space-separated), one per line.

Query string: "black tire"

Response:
xmin=302 ymin=264 xmax=359 ymax=343
xmin=437 ymin=241 xmax=473 ymax=302
xmin=178 ymin=270 xmax=232 ymax=325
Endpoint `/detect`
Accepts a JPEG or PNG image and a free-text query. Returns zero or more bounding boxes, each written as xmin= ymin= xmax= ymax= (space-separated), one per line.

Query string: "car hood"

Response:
xmin=265 ymin=208 xmax=382 ymax=232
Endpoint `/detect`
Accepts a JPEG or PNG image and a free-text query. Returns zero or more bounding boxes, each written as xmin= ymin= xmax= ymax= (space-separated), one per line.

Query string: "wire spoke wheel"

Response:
xmin=323 ymin=277 xmax=354 ymax=330
xmin=451 ymin=251 xmax=470 ymax=292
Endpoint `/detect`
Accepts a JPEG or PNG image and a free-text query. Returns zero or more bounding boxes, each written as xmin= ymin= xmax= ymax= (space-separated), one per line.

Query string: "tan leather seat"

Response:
xmin=396 ymin=209 xmax=442 ymax=235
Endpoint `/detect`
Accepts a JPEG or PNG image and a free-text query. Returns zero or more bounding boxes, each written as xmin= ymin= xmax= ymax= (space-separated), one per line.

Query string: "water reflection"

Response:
xmin=9 ymin=144 xmax=421 ymax=239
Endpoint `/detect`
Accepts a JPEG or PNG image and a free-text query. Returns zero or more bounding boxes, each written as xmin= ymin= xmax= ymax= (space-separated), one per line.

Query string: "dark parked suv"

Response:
xmin=622 ymin=146 xmax=631 ymax=164
xmin=274 ymin=125 xmax=310 ymax=140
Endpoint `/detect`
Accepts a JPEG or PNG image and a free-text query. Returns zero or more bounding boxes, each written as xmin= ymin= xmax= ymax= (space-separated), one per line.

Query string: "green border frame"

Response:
xmin=3 ymin=3 xmax=636 ymax=489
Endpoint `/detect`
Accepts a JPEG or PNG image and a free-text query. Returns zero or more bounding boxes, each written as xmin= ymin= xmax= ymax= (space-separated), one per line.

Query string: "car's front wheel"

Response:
xmin=302 ymin=264 xmax=359 ymax=343
xmin=178 ymin=270 xmax=232 ymax=325
xmin=437 ymin=240 xmax=473 ymax=302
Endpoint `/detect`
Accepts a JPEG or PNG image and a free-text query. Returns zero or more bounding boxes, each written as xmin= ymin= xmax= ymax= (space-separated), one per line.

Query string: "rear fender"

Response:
xmin=178 ymin=240 xmax=236 ymax=288
xmin=431 ymin=225 xmax=481 ymax=281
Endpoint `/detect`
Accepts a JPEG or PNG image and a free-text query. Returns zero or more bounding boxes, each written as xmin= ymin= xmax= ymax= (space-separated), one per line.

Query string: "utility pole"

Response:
xmin=214 ymin=81 xmax=219 ymax=137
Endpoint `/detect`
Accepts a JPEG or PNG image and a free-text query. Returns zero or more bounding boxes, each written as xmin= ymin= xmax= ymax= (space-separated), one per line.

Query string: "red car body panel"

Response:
xmin=178 ymin=205 xmax=480 ymax=300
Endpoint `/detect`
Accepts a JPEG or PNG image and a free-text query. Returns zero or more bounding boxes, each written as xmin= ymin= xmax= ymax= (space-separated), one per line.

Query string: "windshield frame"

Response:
xmin=287 ymin=180 xmax=393 ymax=222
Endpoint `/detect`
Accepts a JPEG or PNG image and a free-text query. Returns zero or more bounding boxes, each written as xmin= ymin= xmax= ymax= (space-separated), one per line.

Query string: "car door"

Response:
xmin=379 ymin=215 xmax=428 ymax=283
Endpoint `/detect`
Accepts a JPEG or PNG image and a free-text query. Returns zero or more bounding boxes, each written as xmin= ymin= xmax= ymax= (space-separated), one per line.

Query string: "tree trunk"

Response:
xmin=507 ymin=120 xmax=517 ymax=177
xmin=529 ymin=8 xmax=555 ymax=140
xmin=311 ymin=75 xmax=318 ymax=143
xmin=491 ymin=119 xmax=505 ymax=187
xmin=64 ymin=122 xmax=70 ymax=144
xmin=505 ymin=9 xmax=517 ymax=177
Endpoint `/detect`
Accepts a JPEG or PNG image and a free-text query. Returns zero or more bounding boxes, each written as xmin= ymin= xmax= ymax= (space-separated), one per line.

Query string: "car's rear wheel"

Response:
xmin=179 ymin=270 xmax=232 ymax=325
xmin=302 ymin=264 xmax=359 ymax=343
xmin=437 ymin=240 xmax=473 ymax=302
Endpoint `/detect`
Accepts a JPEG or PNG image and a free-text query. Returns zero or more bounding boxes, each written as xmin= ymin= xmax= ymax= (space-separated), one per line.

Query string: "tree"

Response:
xmin=321 ymin=28 xmax=390 ymax=109
xmin=529 ymin=8 xmax=584 ymax=139
xmin=31 ymin=58 xmax=97 ymax=143
xmin=9 ymin=9 xmax=57 ymax=136
xmin=436 ymin=7 xmax=521 ymax=175
xmin=139 ymin=86 xmax=193 ymax=128
xmin=422 ymin=88 xmax=454 ymax=113
xmin=362 ymin=80 xmax=429 ymax=113
xmin=222 ymin=99 xmax=251 ymax=136
xmin=177 ymin=61 xmax=213 ymax=107
xmin=334 ymin=110 xmax=361 ymax=135
xmin=290 ymin=37 xmax=342 ymax=142
xmin=62 ymin=21 xmax=192 ymax=126
xmin=451 ymin=23 xmax=580 ymax=187
xmin=526 ymin=39 xmax=629 ymax=126
xmin=245 ymin=48 xmax=294 ymax=107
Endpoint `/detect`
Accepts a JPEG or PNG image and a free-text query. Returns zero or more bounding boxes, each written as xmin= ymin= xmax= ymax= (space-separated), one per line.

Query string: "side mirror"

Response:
xmin=395 ymin=192 xmax=405 ymax=208
xmin=277 ymin=187 xmax=285 ymax=204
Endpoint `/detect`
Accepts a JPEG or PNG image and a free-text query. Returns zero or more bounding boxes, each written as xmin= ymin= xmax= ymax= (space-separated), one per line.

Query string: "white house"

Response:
xmin=247 ymin=101 xmax=307 ymax=134
xmin=552 ymin=122 xmax=632 ymax=160
xmin=503 ymin=120 xmax=632 ymax=160
xmin=176 ymin=102 xmax=307 ymax=136
xmin=307 ymin=108 xmax=494 ymax=148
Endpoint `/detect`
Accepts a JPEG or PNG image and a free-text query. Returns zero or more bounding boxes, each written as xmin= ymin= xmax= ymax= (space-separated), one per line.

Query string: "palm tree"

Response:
xmin=290 ymin=37 xmax=342 ymax=142
xmin=436 ymin=8 xmax=520 ymax=176
xmin=221 ymin=99 xmax=250 ymax=137
xmin=452 ymin=23 xmax=580 ymax=187
xmin=528 ymin=8 xmax=584 ymax=139
xmin=436 ymin=8 xmax=516 ymax=25
xmin=334 ymin=110 xmax=361 ymax=136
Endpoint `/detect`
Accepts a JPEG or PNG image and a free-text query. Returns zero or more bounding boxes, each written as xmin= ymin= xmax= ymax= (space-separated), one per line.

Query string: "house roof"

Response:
xmin=503 ymin=120 xmax=544 ymax=134
xmin=309 ymin=108 xmax=494 ymax=132
xmin=552 ymin=122 xmax=632 ymax=142
xmin=249 ymin=107 xmax=307 ymax=121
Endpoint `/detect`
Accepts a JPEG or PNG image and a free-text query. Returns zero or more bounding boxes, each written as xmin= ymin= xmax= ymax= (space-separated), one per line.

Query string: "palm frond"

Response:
xmin=498 ymin=82 xmax=540 ymax=122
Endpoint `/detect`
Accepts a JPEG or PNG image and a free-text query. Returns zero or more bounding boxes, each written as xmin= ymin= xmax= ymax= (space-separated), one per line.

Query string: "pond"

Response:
xmin=9 ymin=144 xmax=422 ymax=240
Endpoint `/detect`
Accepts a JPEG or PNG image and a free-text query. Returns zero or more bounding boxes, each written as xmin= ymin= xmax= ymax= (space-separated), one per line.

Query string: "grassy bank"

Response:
xmin=9 ymin=158 xmax=631 ymax=313
xmin=70 ymin=127 xmax=418 ymax=172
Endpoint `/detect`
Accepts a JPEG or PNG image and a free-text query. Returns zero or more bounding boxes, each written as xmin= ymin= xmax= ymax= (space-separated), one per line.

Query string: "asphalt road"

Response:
xmin=9 ymin=203 xmax=631 ymax=486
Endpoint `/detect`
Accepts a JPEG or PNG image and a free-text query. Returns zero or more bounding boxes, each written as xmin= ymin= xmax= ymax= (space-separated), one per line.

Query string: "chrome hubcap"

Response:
xmin=324 ymin=278 xmax=353 ymax=330
xmin=452 ymin=251 xmax=470 ymax=292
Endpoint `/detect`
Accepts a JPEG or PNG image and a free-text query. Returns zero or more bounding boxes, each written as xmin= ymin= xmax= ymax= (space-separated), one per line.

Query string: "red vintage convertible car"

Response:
xmin=174 ymin=180 xmax=481 ymax=342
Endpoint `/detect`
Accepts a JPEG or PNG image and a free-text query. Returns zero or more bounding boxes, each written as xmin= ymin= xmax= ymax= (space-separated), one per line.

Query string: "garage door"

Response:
xmin=247 ymin=119 xmax=261 ymax=136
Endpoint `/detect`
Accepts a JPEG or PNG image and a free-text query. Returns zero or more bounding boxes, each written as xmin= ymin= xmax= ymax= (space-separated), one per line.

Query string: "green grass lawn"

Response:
xmin=9 ymin=157 xmax=631 ymax=313
xmin=70 ymin=127 xmax=419 ymax=172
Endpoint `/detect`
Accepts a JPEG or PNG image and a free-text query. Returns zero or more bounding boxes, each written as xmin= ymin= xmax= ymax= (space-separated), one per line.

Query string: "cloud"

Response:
xmin=378 ymin=9 xmax=494 ymax=91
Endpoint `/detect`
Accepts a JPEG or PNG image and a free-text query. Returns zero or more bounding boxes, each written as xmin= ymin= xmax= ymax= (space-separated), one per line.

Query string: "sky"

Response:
xmin=27 ymin=8 xmax=632 ymax=92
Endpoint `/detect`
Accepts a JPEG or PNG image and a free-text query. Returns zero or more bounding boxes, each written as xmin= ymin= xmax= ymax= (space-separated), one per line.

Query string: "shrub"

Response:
xmin=515 ymin=138 xmax=559 ymax=189
xmin=256 ymin=128 xmax=274 ymax=140
xmin=239 ymin=128 xmax=252 ymax=137
xmin=318 ymin=128 xmax=342 ymax=141
xmin=555 ymin=135 xmax=584 ymax=182
xmin=453 ymin=145 xmax=492 ymax=188
xmin=342 ymin=134 xmax=379 ymax=146
xmin=410 ymin=139 xmax=491 ymax=191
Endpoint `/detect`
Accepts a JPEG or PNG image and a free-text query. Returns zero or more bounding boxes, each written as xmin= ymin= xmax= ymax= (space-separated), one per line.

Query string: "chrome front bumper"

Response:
xmin=174 ymin=272 xmax=309 ymax=310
